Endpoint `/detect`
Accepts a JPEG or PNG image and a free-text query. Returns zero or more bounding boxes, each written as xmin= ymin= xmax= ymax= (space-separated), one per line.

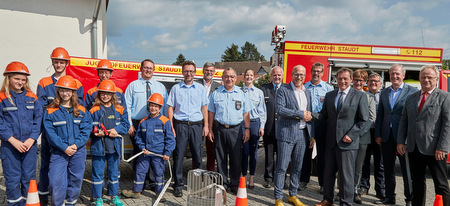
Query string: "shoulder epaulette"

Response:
xmin=140 ymin=116 xmax=149 ymax=124
xmin=47 ymin=107 xmax=59 ymax=115
xmin=87 ymin=87 xmax=98 ymax=95
xmin=159 ymin=115 xmax=169 ymax=124
xmin=116 ymin=87 xmax=123 ymax=94
xmin=114 ymin=105 xmax=124 ymax=115
xmin=90 ymin=105 xmax=101 ymax=114
xmin=38 ymin=76 xmax=54 ymax=88
xmin=26 ymin=91 xmax=38 ymax=101
xmin=75 ymin=79 xmax=83 ymax=89
xmin=77 ymin=105 xmax=86 ymax=113
xmin=240 ymin=87 xmax=247 ymax=93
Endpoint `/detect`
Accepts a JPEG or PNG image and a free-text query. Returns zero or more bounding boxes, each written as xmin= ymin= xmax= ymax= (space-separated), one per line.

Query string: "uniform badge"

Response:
xmin=320 ymin=96 xmax=324 ymax=103
xmin=235 ymin=100 xmax=242 ymax=110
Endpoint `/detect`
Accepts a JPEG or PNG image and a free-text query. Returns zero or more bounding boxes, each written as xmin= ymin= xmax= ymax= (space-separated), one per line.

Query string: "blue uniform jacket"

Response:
xmin=0 ymin=90 xmax=42 ymax=141
xmin=89 ymin=104 xmax=130 ymax=156
xmin=135 ymin=114 xmax=175 ymax=157
xmin=37 ymin=74 xmax=85 ymax=108
xmin=43 ymin=105 xmax=92 ymax=152
xmin=85 ymin=86 xmax=127 ymax=111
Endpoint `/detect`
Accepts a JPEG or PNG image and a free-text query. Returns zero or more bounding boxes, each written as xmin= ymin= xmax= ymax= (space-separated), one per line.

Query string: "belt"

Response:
xmin=214 ymin=121 xmax=240 ymax=128
xmin=174 ymin=119 xmax=203 ymax=126
xmin=250 ymin=118 xmax=259 ymax=122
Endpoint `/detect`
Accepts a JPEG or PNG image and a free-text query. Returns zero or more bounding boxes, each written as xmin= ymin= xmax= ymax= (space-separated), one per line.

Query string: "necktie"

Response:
xmin=274 ymin=85 xmax=278 ymax=97
xmin=418 ymin=92 xmax=427 ymax=113
xmin=146 ymin=81 xmax=151 ymax=100
xmin=337 ymin=92 xmax=344 ymax=112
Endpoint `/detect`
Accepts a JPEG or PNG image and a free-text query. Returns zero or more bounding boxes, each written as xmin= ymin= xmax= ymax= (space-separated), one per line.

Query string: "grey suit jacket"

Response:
xmin=316 ymin=87 xmax=369 ymax=150
xmin=375 ymin=84 xmax=418 ymax=142
xmin=359 ymin=92 xmax=376 ymax=145
xmin=275 ymin=83 xmax=314 ymax=143
xmin=196 ymin=79 xmax=221 ymax=97
xmin=397 ymin=88 xmax=450 ymax=155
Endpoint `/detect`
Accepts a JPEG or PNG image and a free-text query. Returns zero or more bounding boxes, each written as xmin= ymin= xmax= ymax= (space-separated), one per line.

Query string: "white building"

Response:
xmin=0 ymin=0 xmax=108 ymax=91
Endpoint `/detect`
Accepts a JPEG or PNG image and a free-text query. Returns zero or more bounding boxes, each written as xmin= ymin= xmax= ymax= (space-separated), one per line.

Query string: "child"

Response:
xmin=0 ymin=61 xmax=42 ymax=206
xmin=122 ymin=93 xmax=175 ymax=200
xmin=43 ymin=75 xmax=92 ymax=206
xmin=90 ymin=80 xmax=129 ymax=206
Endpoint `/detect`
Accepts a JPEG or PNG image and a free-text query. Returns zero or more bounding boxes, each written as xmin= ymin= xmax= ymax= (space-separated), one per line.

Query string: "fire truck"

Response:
xmin=66 ymin=57 xmax=223 ymax=155
xmin=270 ymin=25 xmax=450 ymax=163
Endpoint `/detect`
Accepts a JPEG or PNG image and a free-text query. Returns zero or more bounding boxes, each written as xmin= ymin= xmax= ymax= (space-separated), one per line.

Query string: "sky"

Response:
xmin=106 ymin=0 xmax=450 ymax=67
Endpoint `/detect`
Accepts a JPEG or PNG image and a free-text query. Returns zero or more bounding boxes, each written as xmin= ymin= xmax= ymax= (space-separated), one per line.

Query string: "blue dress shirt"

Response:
xmin=243 ymin=85 xmax=267 ymax=129
xmin=304 ymin=80 xmax=334 ymax=113
xmin=389 ymin=82 xmax=404 ymax=109
xmin=167 ymin=81 xmax=208 ymax=122
xmin=208 ymin=85 xmax=251 ymax=125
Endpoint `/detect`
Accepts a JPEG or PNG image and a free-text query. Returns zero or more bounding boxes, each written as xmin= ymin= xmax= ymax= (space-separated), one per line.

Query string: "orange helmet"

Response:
xmin=51 ymin=47 xmax=70 ymax=61
xmin=96 ymin=59 xmax=113 ymax=71
xmin=97 ymin=79 xmax=116 ymax=93
xmin=148 ymin=93 xmax=164 ymax=106
xmin=55 ymin=75 xmax=77 ymax=90
xmin=4 ymin=61 xmax=30 ymax=76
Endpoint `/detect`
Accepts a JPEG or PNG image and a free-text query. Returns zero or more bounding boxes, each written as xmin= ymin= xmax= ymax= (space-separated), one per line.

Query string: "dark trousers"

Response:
xmin=299 ymin=138 xmax=312 ymax=183
xmin=409 ymin=147 xmax=450 ymax=206
xmin=312 ymin=119 xmax=327 ymax=186
xmin=214 ymin=122 xmax=242 ymax=189
xmin=132 ymin=119 xmax=154 ymax=186
xmin=323 ymin=146 xmax=357 ymax=206
xmin=172 ymin=121 xmax=203 ymax=189
xmin=263 ymin=134 xmax=277 ymax=182
xmin=381 ymin=132 xmax=412 ymax=201
xmin=360 ymin=129 xmax=385 ymax=194
xmin=206 ymin=137 xmax=215 ymax=171
xmin=241 ymin=120 xmax=260 ymax=176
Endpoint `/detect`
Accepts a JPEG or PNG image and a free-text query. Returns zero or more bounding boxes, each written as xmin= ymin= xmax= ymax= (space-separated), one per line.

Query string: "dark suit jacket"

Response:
xmin=375 ymin=84 xmax=418 ymax=142
xmin=397 ymin=89 xmax=450 ymax=155
xmin=316 ymin=87 xmax=369 ymax=150
xmin=260 ymin=83 xmax=286 ymax=138
xmin=275 ymin=83 xmax=314 ymax=142
xmin=196 ymin=79 xmax=222 ymax=97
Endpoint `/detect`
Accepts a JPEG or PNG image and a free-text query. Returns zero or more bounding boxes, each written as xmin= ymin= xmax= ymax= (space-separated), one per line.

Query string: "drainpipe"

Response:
xmin=92 ymin=0 xmax=102 ymax=58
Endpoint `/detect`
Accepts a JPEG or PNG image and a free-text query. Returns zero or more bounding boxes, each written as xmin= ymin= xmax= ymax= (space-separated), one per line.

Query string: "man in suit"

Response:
xmin=274 ymin=65 xmax=314 ymax=206
xmin=374 ymin=64 xmax=417 ymax=205
xmin=260 ymin=66 xmax=285 ymax=188
xmin=197 ymin=62 xmax=222 ymax=171
xmin=397 ymin=65 xmax=450 ymax=206
xmin=314 ymin=67 xmax=369 ymax=206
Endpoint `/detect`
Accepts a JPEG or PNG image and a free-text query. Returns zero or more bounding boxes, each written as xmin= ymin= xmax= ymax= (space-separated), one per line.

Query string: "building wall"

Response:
xmin=0 ymin=0 xmax=107 ymax=92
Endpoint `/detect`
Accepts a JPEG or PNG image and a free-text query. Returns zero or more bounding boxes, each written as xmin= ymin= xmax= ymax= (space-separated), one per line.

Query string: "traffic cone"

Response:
xmin=26 ymin=179 xmax=40 ymax=206
xmin=235 ymin=176 xmax=248 ymax=206
xmin=434 ymin=194 xmax=443 ymax=206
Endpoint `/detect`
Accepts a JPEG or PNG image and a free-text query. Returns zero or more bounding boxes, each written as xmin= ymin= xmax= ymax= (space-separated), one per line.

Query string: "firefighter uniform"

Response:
xmin=43 ymin=105 xmax=92 ymax=206
xmin=36 ymin=74 xmax=85 ymax=198
xmin=0 ymin=90 xmax=42 ymax=206
xmin=85 ymin=86 xmax=126 ymax=111
xmin=133 ymin=114 xmax=175 ymax=193
xmin=90 ymin=104 xmax=129 ymax=199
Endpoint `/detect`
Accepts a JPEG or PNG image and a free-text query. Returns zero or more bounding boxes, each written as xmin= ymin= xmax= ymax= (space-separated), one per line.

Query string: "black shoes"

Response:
xmin=354 ymin=194 xmax=362 ymax=204
xmin=263 ymin=180 xmax=273 ymax=188
xmin=298 ymin=182 xmax=307 ymax=191
xmin=358 ymin=188 xmax=368 ymax=196
xmin=173 ymin=188 xmax=183 ymax=197
xmin=374 ymin=197 xmax=395 ymax=205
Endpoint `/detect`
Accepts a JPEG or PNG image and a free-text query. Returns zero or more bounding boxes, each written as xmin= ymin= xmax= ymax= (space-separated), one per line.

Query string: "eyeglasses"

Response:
xmin=223 ymin=75 xmax=236 ymax=79
xmin=311 ymin=70 xmax=323 ymax=73
xmin=420 ymin=76 xmax=437 ymax=80
xmin=292 ymin=73 xmax=306 ymax=78
xmin=141 ymin=67 xmax=154 ymax=71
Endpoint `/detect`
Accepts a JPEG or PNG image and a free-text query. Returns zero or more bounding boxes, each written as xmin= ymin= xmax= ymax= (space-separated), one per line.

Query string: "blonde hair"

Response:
xmin=0 ymin=74 xmax=32 ymax=106
xmin=93 ymin=91 xmax=119 ymax=107
xmin=48 ymin=88 xmax=80 ymax=117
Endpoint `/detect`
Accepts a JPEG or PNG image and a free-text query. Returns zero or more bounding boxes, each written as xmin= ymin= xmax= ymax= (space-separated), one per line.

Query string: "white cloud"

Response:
xmin=107 ymin=42 xmax=121 ymax=57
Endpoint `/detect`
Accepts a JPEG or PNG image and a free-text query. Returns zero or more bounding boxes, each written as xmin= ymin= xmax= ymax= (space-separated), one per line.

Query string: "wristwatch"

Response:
xmin=245 ymin=127 xmax=250 ymax=130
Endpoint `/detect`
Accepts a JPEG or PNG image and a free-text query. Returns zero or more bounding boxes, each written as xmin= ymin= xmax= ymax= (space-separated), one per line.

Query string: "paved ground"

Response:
xmin=0 ymin=147 xmax=445 ymax=205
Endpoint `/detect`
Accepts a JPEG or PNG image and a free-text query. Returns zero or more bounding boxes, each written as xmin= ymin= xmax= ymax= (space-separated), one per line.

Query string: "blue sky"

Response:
xmin=106 ymin=0 xmax=450 ymax=67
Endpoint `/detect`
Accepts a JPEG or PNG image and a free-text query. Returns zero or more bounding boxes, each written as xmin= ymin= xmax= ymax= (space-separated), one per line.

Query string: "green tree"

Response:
xmin=221 ymin=43 xmax=242 ymax=62
xmin=442 ymin=59 xmax=450 ymax=70
xmin=240 ymin=41 xmax=266 ymax=62
xmin=254 ymin=74 xmax=270 ymax=88
xmin=173 ymin=53 xmax=186 ymax=65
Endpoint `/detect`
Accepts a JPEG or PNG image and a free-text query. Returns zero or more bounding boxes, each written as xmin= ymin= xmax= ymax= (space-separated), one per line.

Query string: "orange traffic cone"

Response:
xmin=235 ymin=176 xmax=248 ymax=206
xmin=26 ymin=179 xmax=40 ymax=206
xmin=434 ymin=194 xmax=443 ymax=206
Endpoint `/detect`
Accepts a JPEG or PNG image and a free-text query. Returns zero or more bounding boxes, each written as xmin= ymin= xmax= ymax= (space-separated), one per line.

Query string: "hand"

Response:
xmin=172 ymin=127 xmax=176 ymax=138
xmin=397 ymin=144 xmax=406 ymax=156
xmin=342 ymin=135 xmax=352 ymax=143
xmin=8 ymin=137 xmax=26 ymax=153
xmin=202 ymin=126 xmax=209 ymax=138
xmin=142 ymin=149 xmax=150 ymax=155
xmin=108 ymin=128 xmax=118 ymax=137
xmin=243 ymin=129 xmax=250 ymax=143
xmin=435 ymin=150 xmax=446 ymax=161
xmin=64 ymin=145 xmax=77 ymax=156
xmin=128 ymin=125 xmax=136 ymax=137
xmin=163 ymin=154 xmax=170 ymax=160
xmin=23 ymin=138 xmax=35 ymax=151
xmin=375 ymin=137 xmax=382 ymax=145
xmin=303 ymin=111 xmax=312 ymax=122
xmin=258 ymin=128 xmax=264 ymax=137
xmin=208 ymin=130 xmax=214 ymax=142
xmin=309 ymin=138 xmax=315 ymax=149
xmin=95 ymin=130 xmax=105 ymax=137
